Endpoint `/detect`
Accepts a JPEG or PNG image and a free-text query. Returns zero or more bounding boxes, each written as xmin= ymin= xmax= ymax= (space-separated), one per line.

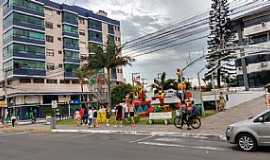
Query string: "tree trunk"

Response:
xmin=80 ymin=81 xmax=84 ymax=106
xmin=106 ymin=68 xmax=112 ymax=108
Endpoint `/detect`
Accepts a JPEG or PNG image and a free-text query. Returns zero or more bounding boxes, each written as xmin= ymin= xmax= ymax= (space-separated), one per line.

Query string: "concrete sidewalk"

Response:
xmin=53 ymin=96 xmax=267 ymax=141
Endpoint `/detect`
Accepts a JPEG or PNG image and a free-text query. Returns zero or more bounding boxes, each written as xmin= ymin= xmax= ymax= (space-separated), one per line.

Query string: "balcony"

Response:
xmin=4 ymin=5 xmax=44 ymax=17
xmin=64 ymin=58 xmax=80 ymax=64
xmin=13 ymin=69 xmax=46 ymax=76
xmin=63 ymin=32 xmax=79 ymax=38
xmin=14 ymin=21 xmax=45 ymax=31
xmin=13 ymin=36 xmax=45 ymax=45
xmin=13 ymin=52 xmax=45 ymax=60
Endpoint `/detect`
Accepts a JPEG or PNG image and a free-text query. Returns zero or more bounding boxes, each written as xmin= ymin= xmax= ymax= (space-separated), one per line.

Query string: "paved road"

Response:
xmin=0 ymin=133 xmax=269 ymax=160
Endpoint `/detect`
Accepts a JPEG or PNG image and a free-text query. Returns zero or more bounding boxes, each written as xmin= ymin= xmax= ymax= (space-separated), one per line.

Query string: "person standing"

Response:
xmin=128 ymin=103 xmax=136 ymax=128
xmin=115 ymin=103 xmax=123 ymax=127
xmin=105 ymin=106 xmax=111 ymax=127
xmin=93 ymin=107 xmax=98 ymax=128
xmin=11 ymin=113 xmax=16 ymax=128
xmin=79 ymin=107 xmax=85 ymax=125
xmin=219 ymin=92 xmax=226 ymax=111
xmin=74 ymin=109 xmax=81 ymax=127
xmin=88 ymin=107 xmax=93 ymax=128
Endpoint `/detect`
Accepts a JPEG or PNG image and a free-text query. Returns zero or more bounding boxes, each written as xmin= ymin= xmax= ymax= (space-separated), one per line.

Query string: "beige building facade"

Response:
xmin=0 ymin=0 xmax=122 ymax=120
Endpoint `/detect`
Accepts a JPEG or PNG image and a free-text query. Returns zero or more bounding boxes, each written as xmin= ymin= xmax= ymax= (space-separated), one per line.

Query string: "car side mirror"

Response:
xmin=248 ymin=116 xmax=253 ymax=120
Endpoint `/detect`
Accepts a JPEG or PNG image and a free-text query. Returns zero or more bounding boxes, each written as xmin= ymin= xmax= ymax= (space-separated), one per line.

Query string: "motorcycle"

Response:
xmin=174 ymin=109 xmax=201 ymax=129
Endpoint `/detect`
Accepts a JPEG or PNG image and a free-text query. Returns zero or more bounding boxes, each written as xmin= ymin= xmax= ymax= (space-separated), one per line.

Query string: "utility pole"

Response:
xmin=238 ymin=22 xmax=249 ymax=91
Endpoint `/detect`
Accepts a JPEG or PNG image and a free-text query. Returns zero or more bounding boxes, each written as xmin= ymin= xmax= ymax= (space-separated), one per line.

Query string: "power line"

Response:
xmin=122 ymin=0 xmax=270 ymax=57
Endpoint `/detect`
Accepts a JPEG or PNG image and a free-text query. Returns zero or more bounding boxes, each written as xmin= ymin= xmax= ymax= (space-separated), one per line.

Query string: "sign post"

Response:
xmin=51 ymin=100 xmax=57 ymax=129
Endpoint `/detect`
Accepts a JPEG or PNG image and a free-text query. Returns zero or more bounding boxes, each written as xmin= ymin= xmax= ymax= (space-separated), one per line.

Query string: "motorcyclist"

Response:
xmin=185 ymin=98 xmax=193 ymax=130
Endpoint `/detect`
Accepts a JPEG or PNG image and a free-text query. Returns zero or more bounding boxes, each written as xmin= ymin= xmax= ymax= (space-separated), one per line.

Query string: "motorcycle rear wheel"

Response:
xmin=190 ymin=117 xmax=201 ymax=129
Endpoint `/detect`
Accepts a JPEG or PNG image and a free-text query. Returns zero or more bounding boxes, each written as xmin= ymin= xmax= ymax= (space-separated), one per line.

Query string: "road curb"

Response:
xmin=51 ymin=129 xmax=226 ymax=142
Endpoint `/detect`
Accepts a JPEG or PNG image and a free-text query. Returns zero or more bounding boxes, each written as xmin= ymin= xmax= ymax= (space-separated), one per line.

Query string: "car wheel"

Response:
xmin=237 ymin=133 xmax=257 ymax=152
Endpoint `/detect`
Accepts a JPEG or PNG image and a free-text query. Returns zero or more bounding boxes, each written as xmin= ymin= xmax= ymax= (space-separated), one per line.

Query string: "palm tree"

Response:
xmin=75 ymin=66 xmax=96 ymax=105
xmin=86 ymin=40 xmax=135 ymax=107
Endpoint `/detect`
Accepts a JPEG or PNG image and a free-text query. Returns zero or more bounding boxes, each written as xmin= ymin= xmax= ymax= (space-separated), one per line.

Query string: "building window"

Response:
xmin=63 ymin=12 xmax=78 ymax=25
xmin=46 ymin=49 xmax=54 ymax=56
xmin=108 ymin=24 xmax=114 ymax=34
xmin=58 ymin=64 xmax=63 ymax=68
xmin=89 ymin=31 xmax=103 ymax=42
xmin=33 ymin=78 xmax=44 ymax=83
xmin=88 ymin=19 xmax=102 ymax=31
xmin=14 ymin=59 xmax=45 ymax=70
xmin=58 ymin=37 xmax=62 ymax=41
xmin=19 ymin=78 xmax=31 ymax=83
xmin=4 ymin=28 xmax=45 ymax=44
xmin=47 ymin=63 xmax=55 ymax=71
xmin=57 ymin=24 xmax=61 ymax=28
xmin=63 ymin=25 xmax=78 ymax=34
xmin=4 ymin=13 xmax=44 ymax=30
xmin=45 ymin=21 xmax=53 ymax=29
xmin=46 ymin=79 xmax=57 ymax=84
xmin=11 ymin=0 xmax=44 ymax=16
xmin=58 ymin=51 xmax=62 ymax=54
xmin=79 ymin=18 xmax=85 ymax=24
xmin=64 ymin=50 xmax=80 ymax=61
xmin=63 ymin=38 xmax=79 ymax=50
xmin=57 ymin=11 xmax=61 ymax=15
xmin=46 ymin=35 xmax=54 ymax=43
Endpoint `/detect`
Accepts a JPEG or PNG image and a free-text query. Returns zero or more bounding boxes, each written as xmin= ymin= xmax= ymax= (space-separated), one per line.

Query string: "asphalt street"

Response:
xmin=0 ymin=133 xmax=269 ymax=160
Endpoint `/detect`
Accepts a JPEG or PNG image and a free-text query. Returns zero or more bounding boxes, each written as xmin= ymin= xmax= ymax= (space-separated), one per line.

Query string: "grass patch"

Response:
xmin=57 ymin=119 xmax=76 ymax=125
xmin=204 ymin=110 xmax=217 ymax=118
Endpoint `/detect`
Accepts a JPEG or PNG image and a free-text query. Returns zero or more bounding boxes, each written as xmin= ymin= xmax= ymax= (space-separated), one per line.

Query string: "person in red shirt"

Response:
xmin=79 ymin=107 xmax=85 ymax=126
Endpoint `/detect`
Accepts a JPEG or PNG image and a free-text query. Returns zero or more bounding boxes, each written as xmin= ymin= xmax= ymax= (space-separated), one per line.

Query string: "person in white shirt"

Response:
xmin=88 ymin=108 xmax=93 ymax=128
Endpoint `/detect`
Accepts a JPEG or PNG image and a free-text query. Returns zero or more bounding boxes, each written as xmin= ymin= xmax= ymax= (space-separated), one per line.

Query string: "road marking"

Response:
xmin=130 ymin=135 xmax=155 ymax=143
xmin=137 ymin=141 xmax=226 ymax=151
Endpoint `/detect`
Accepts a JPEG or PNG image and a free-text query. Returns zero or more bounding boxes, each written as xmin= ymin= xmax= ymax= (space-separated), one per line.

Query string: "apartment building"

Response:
xmin=233 ymin=6 xmax=270 ymax=88
xmin=0 ymin=0 xmax=123 ymax=120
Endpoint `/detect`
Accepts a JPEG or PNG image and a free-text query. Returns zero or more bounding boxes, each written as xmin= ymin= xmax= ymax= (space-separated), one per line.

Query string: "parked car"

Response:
xmin=226 ymin=109 xmax=270 ymax=151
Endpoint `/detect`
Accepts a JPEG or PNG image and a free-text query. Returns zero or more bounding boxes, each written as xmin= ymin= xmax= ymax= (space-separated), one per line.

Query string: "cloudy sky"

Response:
xmin=55 ymin=0 xmax=218 ymax=84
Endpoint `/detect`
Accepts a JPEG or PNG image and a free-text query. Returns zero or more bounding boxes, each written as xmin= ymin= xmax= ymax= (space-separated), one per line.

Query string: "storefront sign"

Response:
xmin=0 ymin=100 xmax=6 ymax=108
